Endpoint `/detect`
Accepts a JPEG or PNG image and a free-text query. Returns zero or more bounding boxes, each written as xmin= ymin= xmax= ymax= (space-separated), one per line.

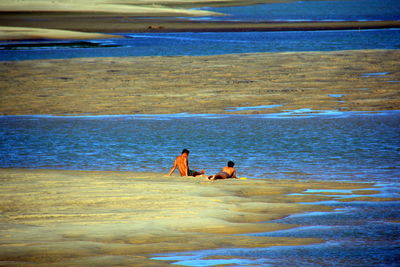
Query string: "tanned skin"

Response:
xmin=168 ymin=151 xmax=189 ymax=176
xmin=167 ymin=149 xmax=204 ymax=177
xmin=208 ymin=161 xmax=237 ymax=180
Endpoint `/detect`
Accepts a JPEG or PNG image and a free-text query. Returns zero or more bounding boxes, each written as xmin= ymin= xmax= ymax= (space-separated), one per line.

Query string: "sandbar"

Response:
xmin=0 ymin=50 xmax=399 ymax=115
xmin=0 ymin=26 xmax=121 ymax=41
xmin=0 ymin=168 xmax=378 ymax=266
xmin=1 ymin=0 xmax=399 ymax=40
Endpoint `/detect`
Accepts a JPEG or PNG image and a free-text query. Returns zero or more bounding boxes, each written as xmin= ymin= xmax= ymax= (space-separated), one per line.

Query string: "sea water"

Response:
xmin=1 ymin=111 xmax=399 ymax=182
xmin=1 ymin=1 xmax=399 ymax=263
xmin=2 ymin=112 xmax=399 ymax=266
xmin=152 ymin=187 xmax=400 ymax=266
xmin=1 ymin=29 xmax=400 ymax=61
xmin=194 ymin=0 xmax=400 ymax=22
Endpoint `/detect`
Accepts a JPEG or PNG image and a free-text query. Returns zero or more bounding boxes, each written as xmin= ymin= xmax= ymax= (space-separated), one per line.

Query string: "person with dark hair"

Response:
xmin=167 ymin=149 xmax=205 ymax=177
xmin=208 ymin=161 xmax=237 ymax=180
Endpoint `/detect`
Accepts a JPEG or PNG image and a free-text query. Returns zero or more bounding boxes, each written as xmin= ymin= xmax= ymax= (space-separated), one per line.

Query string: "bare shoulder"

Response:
xmin=223 ymin=166 xmax=235 ymax=173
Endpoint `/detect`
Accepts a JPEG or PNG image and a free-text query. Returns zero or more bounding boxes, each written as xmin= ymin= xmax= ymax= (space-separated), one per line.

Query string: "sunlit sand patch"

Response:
xmin=1 ymin=50 xmax=399 ymax=115
xmin=352 ymin=189 xmax=381 ymax=195
xmin=0 ymin=168 xmax=379 ymax=266
xmin=337 ymin=197 xmax=400 ymax=202
xmin=0 ymin=0 xmax=222 ymax=17
xmin=289 ymin=185 xmax=400 ymax=204
xmin=0 ymin=26 xmax=121 ymax=41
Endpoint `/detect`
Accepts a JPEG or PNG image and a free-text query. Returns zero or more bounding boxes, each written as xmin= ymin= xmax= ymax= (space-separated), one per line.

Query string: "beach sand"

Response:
xmin=0 ymin=26 xmax=122 ymax=41
xmin=1 ymin=0 xmax=399 ymax=40
xmin=0 ymin=168 xmax=380 ymax=266
xmin=1 ymin=50 xmax=399 ymax=115
xmin=1 ymin=1 xmax=399 ymax=265
xmin=2 ymin=16 xmax=398 ymax=40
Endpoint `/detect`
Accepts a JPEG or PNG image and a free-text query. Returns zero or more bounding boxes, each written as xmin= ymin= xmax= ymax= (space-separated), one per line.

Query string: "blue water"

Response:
xmin=2 ymin=1 xmax=400 ymax=264
xmin=153 ymin=189 xmax=400 ymax=266
xmin=1 ymin=29 xmax=400 ymax=61
xmin=1 ymin=111 xmax=399 ymax=183
xmin=3 ymin=112 xmax=398 ymax=266
xmin=194 ymin=0 xmax=400 ymax=22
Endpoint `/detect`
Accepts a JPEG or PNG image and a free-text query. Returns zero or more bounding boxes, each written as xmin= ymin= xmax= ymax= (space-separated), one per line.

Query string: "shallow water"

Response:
xmin=194 ymin=0 xmax=400 ymax=22
xmin=2 ymin=112 xmax=399 ymax=266
xmin=2 ymin=1 xmax=399 ymax=262
xmin=1 ymin=111 xmax=399 ymax=183
xmin=1 ymin=29 xmax=400 ymax=61
xmin=152 ymin=185 xmax=400 ymax=266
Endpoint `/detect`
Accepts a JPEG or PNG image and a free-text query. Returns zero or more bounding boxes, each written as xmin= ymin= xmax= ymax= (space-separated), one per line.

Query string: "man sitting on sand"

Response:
xmin=167 ymin=149 xmax=205 ymax=177
xmin=208 ymin=161 xmax=237 ymax=180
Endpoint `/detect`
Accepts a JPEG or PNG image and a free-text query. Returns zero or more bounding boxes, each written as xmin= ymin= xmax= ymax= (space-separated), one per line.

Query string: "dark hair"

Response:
xmin=228 ymin=161 xmax=235 ymax=167
xmin=182 ymin=149 xmax=190 ymax=154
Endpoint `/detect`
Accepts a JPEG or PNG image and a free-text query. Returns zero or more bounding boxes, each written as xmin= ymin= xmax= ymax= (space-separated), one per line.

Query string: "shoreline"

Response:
xmin=1 ymin=19 xmax=399 ymax=41
xmin=1 ymin=110 xmax=400 ymax=120
xmin=0 ymin=168 xmax=380 ymax=266
xmin=1 ymin=50 xmax=399 ymax=115
xmin=0 ymin=0 xmax=399 ymax=41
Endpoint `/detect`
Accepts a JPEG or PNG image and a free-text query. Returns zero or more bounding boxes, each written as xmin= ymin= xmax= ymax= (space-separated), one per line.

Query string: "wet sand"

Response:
xmin=2 ymin=16 xmax=399 ymax=40
xmin=0 ymin=168 xmax=380 ymax=266
xmin=1 ymin=50 xmax=399 ymax=115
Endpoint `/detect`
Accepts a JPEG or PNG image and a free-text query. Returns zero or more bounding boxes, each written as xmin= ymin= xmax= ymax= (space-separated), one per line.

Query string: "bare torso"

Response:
xmin=222 ymin=166 xmax=236 ymax=178
xmin=175 ymin=154 xmax=189 ymax=176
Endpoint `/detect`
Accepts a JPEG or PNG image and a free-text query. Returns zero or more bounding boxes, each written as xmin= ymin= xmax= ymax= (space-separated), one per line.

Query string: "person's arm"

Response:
xmin=231 ymin=168 xmax=237 ymax=178
xmin=167 ymin=158 xmax=178 ymax=176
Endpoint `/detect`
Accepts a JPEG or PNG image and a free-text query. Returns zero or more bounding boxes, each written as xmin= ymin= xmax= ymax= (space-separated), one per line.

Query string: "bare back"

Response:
xmin=222 ymin=166 xmax=236 ymax=178
xmin=175 ymin=154 xmax=189 ymax=176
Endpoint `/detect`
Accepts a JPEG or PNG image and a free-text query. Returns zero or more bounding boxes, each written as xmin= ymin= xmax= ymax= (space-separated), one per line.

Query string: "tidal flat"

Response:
xmin=1 ymin=168 xmax=389 ymax=266
xmin=0 ymin=50 xmax=399 ymax=115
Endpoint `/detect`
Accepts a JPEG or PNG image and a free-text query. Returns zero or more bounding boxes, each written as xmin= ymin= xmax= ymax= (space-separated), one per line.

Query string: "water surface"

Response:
xmin=194 ymin=0 xmax=400 ymax=22
xmin=1 ymin=29 xmax=399 ymax=61
xmin=1 ymin=111 xmax=399 ymax=183
xmin=153 ymin=187 xmax=400 ymax=266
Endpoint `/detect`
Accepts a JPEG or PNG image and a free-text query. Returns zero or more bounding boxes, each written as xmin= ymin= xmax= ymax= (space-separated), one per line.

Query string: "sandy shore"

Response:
xmin=0 ymin=168 xmax=380 ymax=266
xmin=0 ymin=26 xmax=122 ymax=41
xmin=0 ymin=50 xmax=399 ymax=115
xmin=2 ymin=16 xmax=399 ymax=40
xmin=1 ymin=0 xmax=399 ymax=40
